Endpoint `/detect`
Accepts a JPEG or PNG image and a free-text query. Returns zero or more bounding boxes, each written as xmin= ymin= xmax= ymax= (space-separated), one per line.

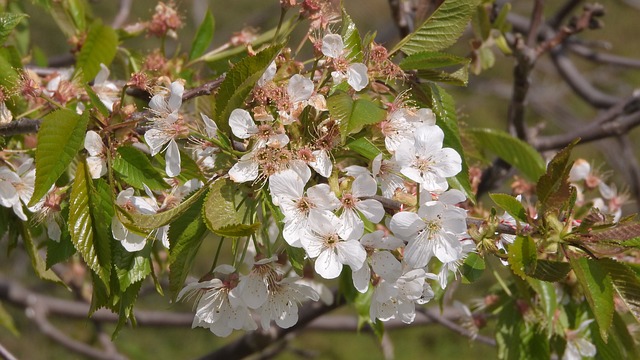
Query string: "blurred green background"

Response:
xmin=2 ymin=0 xmax=640 ymax=359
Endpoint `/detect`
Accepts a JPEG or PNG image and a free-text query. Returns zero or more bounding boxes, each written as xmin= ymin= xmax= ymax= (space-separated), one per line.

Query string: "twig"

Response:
xmin=526 ymin=0 xmax=545 ymax=47
xmin=387 ymin=0 xmax=414 ymax=38
xmin=0 ymin=343 xmax=18 ymax=360
xmin=0 ymin=118 xmax=41 ymax=137
xmin=182 ymin=75 xmax=226 ymax=102
xmin=112 ymin=0 xmax=133 ymax=29
xmin=615 ymin=135 xmax=640 ymax=207
xmin=568 ymin=43 xmax=640 ymax=69
xmin=548 ymin=0 xmax=584 ymax=29
xmin=417 ymin=308 xmax=496 ymax=347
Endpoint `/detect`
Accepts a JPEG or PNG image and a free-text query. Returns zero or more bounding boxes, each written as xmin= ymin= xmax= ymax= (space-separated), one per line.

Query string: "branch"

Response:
xmin=387 ymin=0 xmax=414 ymax=38
xmin=418 ymin=308 xmax=496 ymax=347
xmin=0 ymin=343 xmax=18 ymax=360
xmin=548 ymin=0 xmax=584 ymax=29
xmin=568 ymin=43 xmax=640 ymax=69
xmin=111 ymin=0 xmax=133 ymax=29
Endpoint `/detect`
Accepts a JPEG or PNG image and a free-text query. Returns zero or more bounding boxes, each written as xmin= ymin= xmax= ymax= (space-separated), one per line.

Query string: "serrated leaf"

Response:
xmin=490 ymin=193 xmax=527 ymax=223
xmin=74 ymin=20 xmax=118 ymax=82
xmin=341 ymin=8 xmax=362 ymax=62
xmin=417 ymin=66 xmax=469 ymax=86
xmin=189 ymin=11 xmax=214 ymax=61
xmin=68 ymin=161 xmax=113 ymax=287
xmin=84 ymin=85 xmax=110 ymax=117
xmin=30 ymin=109 xmax=89 ymax=206
xmin=213 ymin=223 xmax=261 ymax=237
xmin=496 ymin=300 xmax=549 ymax=360
xmin=118 ymin=185 xmax=208 ymax=232
xmin=214 ymin=46 xmax=281 ymax=135
xmin=327 ymin=92 xmax=387 ymax=143
xmin=527 ymin=278 xmax=557 ymax=334
xmin=19 ymin=222 xmax=66 ymax=287
xmin=400 ymin=51 xmax=470 ymax=70
xmin=598 ymin=258 xmax=640 ymax=324
xmin=536 ymin=140 xmax=578 ymax=211
xmin=393 ymin=0 xmax=476 ymax=55
xmin=113 ymin=146 xmax=170 ymax=191
xmin=0 ymin=302 xmax=18 ymax=336
xmin=285 ymin=244 xmax=306 ymax=273
xmin=467 ymin=128 xmax=546 ymax=182
xmin=508 ymin=235 xmax=537 ymax=279
xmin=202 ymin=177 xmax=252 ymax=236
xmin=570 ymin=257 xmax=614 ymax=341
xmin=168 ymin=194 xmax=207 ymax=301
xmin=346 ymin=136 xmax=383 ymax=160
xmin=46 ymin=222 xmax=76 ymax=269
xmin=611 ymin=312 xmax=640 ymax=359
xmin=529 ymin=259 xmax=571 ymax=282
xmin=461 ymin=252 xmax=485 ymax=283
xmin=0 ymin=13 xmax=28 ymax=44
xmin=112 ymin=280 xmax=142 ymax=339
xmin=114 ymin=243 xmax=151 ymax=292
xmin=417 ymin=83 xmax=474 ymax=202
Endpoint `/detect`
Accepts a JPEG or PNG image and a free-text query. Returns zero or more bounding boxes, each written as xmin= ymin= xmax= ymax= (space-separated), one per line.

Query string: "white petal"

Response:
xmin=321 ymin=34 xmax=344 ymax=58
xmin=165 ymin=139 xmax=181 ymax=177
xmin=94 ymin=63 xmax=110 ymax=86
xmin=347 ymin=63 xmax=369 ymax=91
xmin=168 ymin=81 xmax=184 ymax=112
xmin=257 ymin=61 xmax=276 ymax=87
xmin=336 ymin=240 xmax=367 ymax=271
xmin=352 ymin=264 xmax=370 ymax=293
xmin=144 ymin=129 xmax=171 ymax=156
xmin=149 ymin=93 xmax=167 ymax=113
xmin=315 ymin=248 xmax=342 ymax=279
xmin=433 ymin=233 xmax=462 ymax=263
xmin=201 ymin=113 xmax=218 ymax=138
xmin=390 ymin=211 xmax=423 ymax=239
xmin=86 ymin=156 xmax=106 ymax=179
xmin=371 ymin=252 xmax=402 ymax=281
xmin=309 ymin=150 xmax=332 ymax=178
xmin=287 ymin=74 xmax=314 ymax=103
xmin=404 ymin=236 xmax=432 ymax=268
xmin=12 ymin=202 xmax=27 ymax=221
xmin=569 ymin=159 xmax=590 ymax=182
xmin=84 ymin=131 xmax=104 ymax=156
xmin=356 ymin=199 xmax=385 ymax=223
xmin=0 ymin=181 xmax=18 ymax=207
xmin=352 ymin=174 xmax=378 ymax=197
xmin=229 ymin=109 xmax=256 ymax=139
xmin=228 ymin=154 xmax=259 ymax=183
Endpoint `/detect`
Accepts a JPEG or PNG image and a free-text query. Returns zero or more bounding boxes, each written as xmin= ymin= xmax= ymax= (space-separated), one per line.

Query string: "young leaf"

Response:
xmin=114 ymin=243 xmax=152 ymax=292
xmin=214 ymin=45 xmax=281 ymax=135
xmin=529 ymin=260 xmax=571 ymax=282
xmin=327 ymin=92 xmax=387 ymax=143
xmin=202 ymin=178 xmax=255 ymax=237
xmin=392 ymin=0 xmax=476 ymax=55
xmin=112 ymin=146 xmax=170 ymax=191
xmin=569 ymin=257 xmax=614 ymax=341
xmin=461 ymin=252 xmax=485 ymax=283
xmin=112 ymin=280 xmax=143 ymax=339
xmin=417 ymin=83 xmax=474 ymax=202
xmin=490 ymin=193 xmax=527 ymax=223
xmin=508 ymin=235 xmax=537 ymax=279
xmin=467 ymin=128 xmax=546 ymax=182
xmin=598 ymin=258 xmax=640 ymax=324
xmin=527 ymin=278 xmax=557 ymax=334
xmin=18 ymin=222 xmax=66 ymax=287
xmin=417 ymin=66 xmax=469 ymax=86
xmin=341 ymin=8 xmax=362 ymax=62
xmin=30 ymin=109 xmax=89 ymax=206
xmin=346 ymin=136 xmax=383 ymax=161
xmin=0 ymin=13 xmax=28 ymax=44
xmin=189 ymin=11 xmax=214 ymax=61
xmin=536 ymin=140 xmax=578 ymax=211
xmin=68 ymin=161 xmax=114 ymax=288
xmin=168 ymin=194 xmax=207 ymax=301
xmin=74 ymin=20 xmax=118 ymax=82
xmin=400 ymin=51 xmax=470 ymax=70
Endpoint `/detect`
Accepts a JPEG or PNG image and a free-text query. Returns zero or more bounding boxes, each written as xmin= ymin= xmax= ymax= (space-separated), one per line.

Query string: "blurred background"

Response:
xmin=2 ymin=0 xmax=640 ymax=358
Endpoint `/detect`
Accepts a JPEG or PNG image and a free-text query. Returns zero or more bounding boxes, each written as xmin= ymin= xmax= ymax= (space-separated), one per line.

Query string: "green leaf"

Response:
xmin=0 ymin=13 xmax=28 ymax=44
xmin=46 ymin=217 xmax=76 ymax=269
xmin=346 ymin=136 xmax=383 ymax=161
xmin=168 ymin=195 xmax=207 ymax=301
xmin=508 ymin=235 xmax=537 ymax=279
xmin=112 ymin=280 xmax=142 ymax=339
xmin=490 ymin=193 xmax=527 ymax=223
xmin=467 ymin=128 xmax=546 ymax=182
xmin=74 ymin=20 xmax=118 ymax=82
xmin=341 ymin=8 xmax=362 ymax=62
xmin=393 ymin=0 xmax=476 ymax=55
xmin=84 ymin=85 xmax=110 ymax=117
xmin=202 ymin=178 xmax=254 ymax=237
xmin=30 ymin=109 xmax=89 ymax=206
xmin=417 ymin=66 xmax=469 ymax=86
xmin=611 ymin=312 xmax=640 ymax=359
xmin=112 ymin=146 xmax=170 ymax=191
xmin=0 ymin=302 xmax=18 ymax=336
xmin=19 ymin=222 xmax=66 ymax=287
xmin=536 ymin=140 xmax=578 ymax=211
xmin=496 ymin=300 xmax=549 ymax=360
xmin=214 ymin=46 xmax=281 ymax=135
xmin=417 ymin=83 xmax=474 ymax=202
xmin=527 ymin=278 xmax=557 ymax=334
xmin=529 ymin=260 xmax=571 ymax=282
xmin=327 ymin=92 xmax=387 ymax=143
xmin=598 ymin=259 xmax=640 ymax=324
xmin=114 ymin=243 xmax=151 ymax=292
xmin=213 ymin=223 xmax=261 ymax=237
xmin=0 ymin=52 xmax=25 ymax=114
xmin=68 ymin=161 xmax=113 ymax=288
xmin=189 ymin=11 xmax=214 ymax=61
xmin=400 ymin=51 xmax=470 ymax=70
xmin=461 ymin=252 xmax=485 ymax=283
xmin=570 ymin=257 xmax=614 ymax=341
xmin=285 ymin=244 xmax=306 ymax=273
xmin=118 ymin=185 xmax=208 ymax=232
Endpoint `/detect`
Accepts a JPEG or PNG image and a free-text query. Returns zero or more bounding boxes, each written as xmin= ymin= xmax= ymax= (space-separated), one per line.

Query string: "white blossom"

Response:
xmin=256 ymin=276 xmax=319 ymax=330
xmin=370 ymin=268 xmax=435 ymax=324
xmin=345 ymin=154 xmax=405 ymax=198
xmin=321 ymin=34 xmax=369 ymax=91
xmin=229 ymin=108 xmax=289 ymax=148
xmin=84 ymin=130 xmax=107 ymax=179
xmin=352 ymin=230 xmax=403 ymax=293
xmin=338 ymin=174 xmax=385 ymax=240
xmin=93 ymin=63 xmax=119 ymax=111
xmin=381 ymin=107 xmax=436 ymax=153
xmin=562 ymin=319 xmax=596 ymax=360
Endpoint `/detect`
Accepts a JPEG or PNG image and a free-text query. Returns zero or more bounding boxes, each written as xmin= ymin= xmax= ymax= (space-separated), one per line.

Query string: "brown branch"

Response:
xmin=527 ymin=0 xmax=546 ymax=47
xmin=387 ymin=0 xmax=414 ymax=39
xmin=0 ymin=343 xmax=18 ymax=360
xmin=417 ymin=308 xmax=496 ymax=347
xmin=568 ymin=43 xmax=640 ymax=68
xmin=112 ymin=0 xmax=133 ymax=29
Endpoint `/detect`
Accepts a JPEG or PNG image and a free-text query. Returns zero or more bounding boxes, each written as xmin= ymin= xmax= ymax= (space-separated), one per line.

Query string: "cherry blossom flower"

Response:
xmin=229 ymin=108 xmax=289 ymax=149
xmin=369 ymin=268 xmax=436 ymax=324
xmin=345 ymin=153 xmax=405 ymax=198
xmin=268 ymin=169 xmax=340 ymax=246
xmin=144 ymin=81 xmax=186 ymax=177
xmin=394 ymin=125 xmax=462 ymax=192
xmin=562 ymin=319 xmax=596 ymax=360
xmin=0 ymin=159 xmax=35 ymax=221
xmin=255 ymin=276 xmax=319 ymax=330
xmin=337 ymin=174 xmax=385 ymax=240
xmin=257 ymin=60 xmax=277 ymax=87
xmin=390 ymin=200 xmax=467 ymax=268
xmin=84 ymin=130 xmax=107 ymax=179
xmin=0 ymin=101 xmax=12 ymax=124
xmin=436 ymin=239 xmax=475 ymax=288
xmin=92 ymin=64 xmax=119 ymax=111
xmin=30 ymin=186 xmax=64 ymax=241
xmin=278 ymin=74 xmax=326 ymax=125
xmin=352 ymin=230 xmax=403 ymax=293
xmin=300 ymin=211 xmax=367 ymax=279
xmin=321 ymin=34 xmax=369 ymax=91
xmin=381 ymin=107 xmax=436 ymax=153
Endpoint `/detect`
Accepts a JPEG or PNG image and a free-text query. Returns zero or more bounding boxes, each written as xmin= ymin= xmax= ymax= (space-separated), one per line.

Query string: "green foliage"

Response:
xmin=400 ymin=51 xmax=470 ymax=70
xmin=417 ymin=66 xmax=469 ymax=86
xmin=418 ymin=83 xmax=474 ymax=202
xmin=461 ymin=252 xmax=485 ymax=283
xmin=467 ymin=128 xmax=546 ymax=182
xmin=19 ymin=221 xmax=66 ymax=286
xmin=84 ymin=85 xmax=110 ymax=117
xmin=114 ymin=243 xmax=152 ymax=292
xmin=526 ymin=278 xmax=557 ymax=334
xmin=326 ymin=92 xmax=387 ymax=143
xmin=202 ymin=177 xmax=257 ymax=237
xmin=597 ymin=259 xmax=640 ymax=324
xmin=570 ymin=257 xmax=614 ymax=341
xmin=528 ymin=260 xmax=571 ymax=282
xmin=393 ymin=0 xmax=476 ymax=55
xmin=496 ymin=300 xmax=549 ymax=360
xmin=46 ymin=216 xmax=76 ymax=269
xmin=490 ymin=193 xmax=527 ymax=223
xmin=74 ymin=20 xmax=118 ymax=82
xmin=0 ymin=13 xmax=28 ymax=44
xmin=189 ymin=11 xmax=215 ymax=61
xmin=68 ymin=162 xmax=114 ymax=288
xmin=508 ymin=235 xmax=537 ymax=279
xmin=346 ymin=137 xmax=383 ymax=160
xmin=214 ymin=46 xmax=282 ymax=135
xmin=0 ymin=302 xmax=18 ymax=336
xmin=536 ymin=140 xmax=578 ymax=212
xmin=113 ymin=146 xmax=171 ymax=191
xmin=341 ymin=8 xmax=363 ymax=62
xmin=30 ymin=109 xmax=89 ymax=207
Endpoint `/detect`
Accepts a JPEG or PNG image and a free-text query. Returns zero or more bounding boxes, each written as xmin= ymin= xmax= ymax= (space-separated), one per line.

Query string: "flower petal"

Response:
xmin=165 ymin=139 xmax=181 ymax=177
xmin=347 ymin=63 xmax=369 ymax=91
